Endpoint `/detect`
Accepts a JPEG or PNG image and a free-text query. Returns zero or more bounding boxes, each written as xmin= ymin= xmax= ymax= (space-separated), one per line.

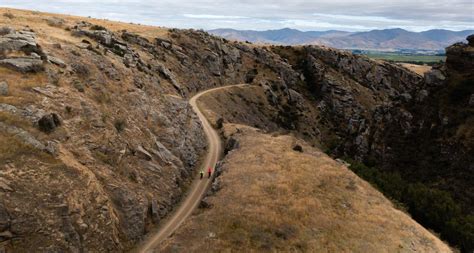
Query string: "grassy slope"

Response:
xmin=159 ymin=124 xmax=451 ymax=252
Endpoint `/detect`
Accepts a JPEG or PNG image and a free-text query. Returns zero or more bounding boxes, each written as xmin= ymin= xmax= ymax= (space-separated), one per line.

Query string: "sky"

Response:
xmin=1 ymin=0 xmax=473 ymax=32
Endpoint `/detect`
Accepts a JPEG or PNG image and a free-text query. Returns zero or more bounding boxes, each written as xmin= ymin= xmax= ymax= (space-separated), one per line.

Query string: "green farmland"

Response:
xmin=364 ymin=54 xmax=446 ymax=64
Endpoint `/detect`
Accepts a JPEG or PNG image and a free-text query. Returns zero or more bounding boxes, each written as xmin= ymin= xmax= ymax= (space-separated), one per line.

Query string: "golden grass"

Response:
xmin=0 ymin=132 xmax=56 ymax=167
xmin=0 ymin=8 xmax=169 ymax=41
xmin=0 ymin=67 xmax=48 ymax=105
xmin=0 ymin=111 xmax=31 ymax=129
xmin=159 ymin=124 xmax=452 ymax=253
xmin=400 ymin=63 xmax=432 ymax=76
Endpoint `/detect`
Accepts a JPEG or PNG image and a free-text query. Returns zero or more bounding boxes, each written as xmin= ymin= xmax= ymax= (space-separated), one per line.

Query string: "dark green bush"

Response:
xmin=348 ymin=161 xmax=473 ymax=252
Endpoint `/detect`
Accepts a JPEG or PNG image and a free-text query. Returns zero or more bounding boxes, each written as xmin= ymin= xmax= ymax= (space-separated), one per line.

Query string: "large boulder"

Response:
xmin=0 ymin=58 xmax=44 ymax=73
xmin=0 ymin=31 xmax=37 ymax=53
xmin=38 ymin=113 xmax=62 ymax=133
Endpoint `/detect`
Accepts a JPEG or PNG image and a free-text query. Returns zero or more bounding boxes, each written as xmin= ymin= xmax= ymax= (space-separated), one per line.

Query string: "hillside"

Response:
xmin=209 ymin=28 xmax=473 ymax=50
xmin=158 ymin=124 xmax=451 ymax=252
xmin=0 ymin=7 xmax=472 ymax=252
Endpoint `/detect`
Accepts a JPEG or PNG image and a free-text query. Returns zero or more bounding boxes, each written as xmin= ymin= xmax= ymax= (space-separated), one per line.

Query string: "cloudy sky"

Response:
xmin=1 ymin=0 xmax=473 ymax=31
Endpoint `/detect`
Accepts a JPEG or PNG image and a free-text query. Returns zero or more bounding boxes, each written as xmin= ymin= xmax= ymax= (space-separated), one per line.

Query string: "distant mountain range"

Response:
xmin=209 ymin=28 xmax=474 ymax=50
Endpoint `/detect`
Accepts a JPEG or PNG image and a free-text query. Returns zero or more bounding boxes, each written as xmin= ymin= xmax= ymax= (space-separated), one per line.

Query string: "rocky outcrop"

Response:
xmin=0 ymin=57 xmax=44 ymax=73
xmin=0 ymin=28 xmax=46 ymax=73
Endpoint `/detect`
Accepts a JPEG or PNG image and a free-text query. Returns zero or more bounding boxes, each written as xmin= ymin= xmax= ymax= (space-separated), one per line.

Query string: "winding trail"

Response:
xmin=137 ymin=84 xmax=247 ymax=253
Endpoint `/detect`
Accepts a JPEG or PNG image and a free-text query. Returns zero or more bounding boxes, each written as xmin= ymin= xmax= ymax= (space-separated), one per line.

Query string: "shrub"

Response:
xmin=90 ymin=25 xmax=107 ymax=31
xmin=348 ymin=161 xmax=473 ymax=252
xmin=3 ymin=12 xmax=15 ymax=19
xmin=114 ymin=118 xmax=126 ymax=132
xmin=71 ymin=63 xmax=90 ymax=77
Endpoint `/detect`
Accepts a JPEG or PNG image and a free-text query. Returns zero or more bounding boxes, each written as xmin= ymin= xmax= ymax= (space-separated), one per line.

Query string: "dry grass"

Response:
xmin=0 ymin=8 xmax=169 ymax=41
xmin=159 ymin=124 xmax=451 ymax=253
xmin=0 ymin=132 xmax=56 ymax=167
xmin=400 ymin=63 xmax=432 ymax=76
xmin=0 ymin=68 xmax=48 ymax=106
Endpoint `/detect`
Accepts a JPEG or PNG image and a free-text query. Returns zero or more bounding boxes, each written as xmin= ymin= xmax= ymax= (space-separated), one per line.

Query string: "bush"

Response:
xmin=3 ymin=12 xmax=15 ymax=19
xmin=114 ymin=118 xmax=126 ymax=132
xmin=90 ymin=25 xmax=107 ymax=31
xmin=348 ymin=161 xmax=473 ymax=252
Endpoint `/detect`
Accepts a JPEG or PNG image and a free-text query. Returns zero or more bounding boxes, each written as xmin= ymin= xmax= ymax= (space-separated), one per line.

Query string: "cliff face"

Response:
xmin=268 ymin=40 xmax=473 ymax=209
xmin=0 ymin=9 xmax=319 ymax=252
xmin=0 ymin=8 xmax=471 ymax=252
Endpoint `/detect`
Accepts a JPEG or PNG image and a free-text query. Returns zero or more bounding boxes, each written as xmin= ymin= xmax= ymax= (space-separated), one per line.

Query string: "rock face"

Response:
xmin=0 ymin=12 xmax=470 ymax=253
xmin=0 ymin=27 xmax=45 ymax=72
xmin=0 ymin=57 xmax=44 ymax=72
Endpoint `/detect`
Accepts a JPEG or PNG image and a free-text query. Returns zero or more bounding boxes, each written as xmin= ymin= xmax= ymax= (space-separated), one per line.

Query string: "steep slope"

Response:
xmin=0 ymin=7 xmax=469 ymax=252
xmin=0 ymin=8 xmax=279 ymax=252
xmin=158 ymin=124 xmax=451 ymax=252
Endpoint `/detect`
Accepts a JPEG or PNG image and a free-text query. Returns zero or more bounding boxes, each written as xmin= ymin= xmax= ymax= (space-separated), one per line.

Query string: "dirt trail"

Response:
xmin=136 ymin=84 xmax=247 ymax=253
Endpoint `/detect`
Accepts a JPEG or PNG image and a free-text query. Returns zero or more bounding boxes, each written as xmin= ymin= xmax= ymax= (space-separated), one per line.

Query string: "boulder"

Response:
xmin=136 ymin=145 xmax=153 ymax=161
xmin=38 ymin=113 xmax=61 ymax=133
xmin=0 ymin=31 xmax=37 ymax=53
xmin=224 ymin=137 xmax=239 ymax=155
xmin=47 ymin=55 xmax=66 ymax=68
xmin=45 ymin=141 xmax=58 ymax=156
xmin=198 ymin=198 xmax=212 ymax=209
xmin=0 ymin=81 xmax=8 ymax=96
xmin=424 ymin=69 xmax=446 ymax=86
xmin=0 ymin=58 xmax=44 ymax=73
xmin=155 ymin=38 xmax=172 ymax=49
xmin=245 ymin=69 xmax=258 ymax=83
xmin=215 ymin=117 xmax=224 ymax=129
xmin=293 ymin=144 xmax=303 ymax=152
xmin=467 ymin=34 xmax=474 ymax=47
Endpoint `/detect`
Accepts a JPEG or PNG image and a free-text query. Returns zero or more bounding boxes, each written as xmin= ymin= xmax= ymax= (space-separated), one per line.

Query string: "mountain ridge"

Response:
xmin=209 ymin=27 xmax=473 ymax=50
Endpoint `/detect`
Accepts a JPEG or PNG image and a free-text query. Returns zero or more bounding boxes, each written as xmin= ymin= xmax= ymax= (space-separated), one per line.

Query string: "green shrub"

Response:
xmin=348 ymin=161 xmax=473 ymax=252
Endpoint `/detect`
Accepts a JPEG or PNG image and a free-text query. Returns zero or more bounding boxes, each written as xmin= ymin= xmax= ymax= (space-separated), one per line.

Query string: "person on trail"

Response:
xmin=208 ymin=167 xmax=212 ymax=178
xmin=200 ymin=169 xmax=204 ymax=179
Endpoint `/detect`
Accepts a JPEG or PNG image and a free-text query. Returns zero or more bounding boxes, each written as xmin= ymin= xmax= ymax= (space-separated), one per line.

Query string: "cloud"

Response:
xmin=1 ymin=0 xmax=473 ymax=31
xmin=183 ymin=14 xmax=248 ymax=19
